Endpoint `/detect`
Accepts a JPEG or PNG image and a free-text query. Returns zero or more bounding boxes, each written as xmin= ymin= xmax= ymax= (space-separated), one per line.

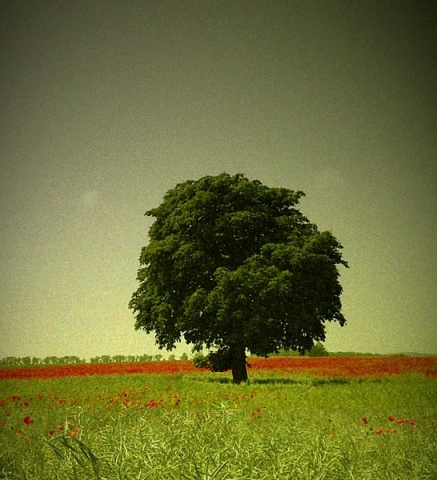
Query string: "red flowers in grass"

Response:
xmin=362 ymin=415 xmax=434 ymax=435
xmin=392 ymin=418 xmax=418 ymax=426
xmin=248 ymin=356 xmax=437 ymax=378
xmin=251 ymin=408 xmax=262 ymax=420
xmin=406 ymin=419 xmax=418 ymax=428
xmin=23 ymin=415 xmax=34 ymax=426
xmin=0 ymin=360 xmax=199 ymax=380
xmin=0 ymin=356 xmax=435 ymax=380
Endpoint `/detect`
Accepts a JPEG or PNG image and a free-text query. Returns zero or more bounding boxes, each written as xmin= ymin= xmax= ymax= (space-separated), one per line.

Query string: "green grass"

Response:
xmin=1 ymin=372 xmax=436 ymax=479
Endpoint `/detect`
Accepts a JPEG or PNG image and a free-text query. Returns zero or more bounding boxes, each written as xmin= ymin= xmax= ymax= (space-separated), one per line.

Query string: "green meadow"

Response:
xmin=1 ymin=371 xmax=436 ymax=479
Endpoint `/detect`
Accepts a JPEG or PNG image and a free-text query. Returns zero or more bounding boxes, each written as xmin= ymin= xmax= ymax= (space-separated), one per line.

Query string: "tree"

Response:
xmin=129 ymin=173 xmax=348 ymax=383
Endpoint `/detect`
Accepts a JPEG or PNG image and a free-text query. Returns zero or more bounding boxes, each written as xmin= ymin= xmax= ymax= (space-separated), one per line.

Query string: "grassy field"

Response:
xmin=1 ymin=358 xmax=436 ymax=479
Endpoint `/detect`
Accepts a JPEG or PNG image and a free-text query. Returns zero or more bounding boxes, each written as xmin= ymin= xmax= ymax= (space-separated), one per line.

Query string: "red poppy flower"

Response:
xmin=362 ymin=417 xmax=368 ymax=425
xmin=147 ymin=399 xmax=159 ymax=408
xmin=406 ymin=419 xmax=418 ymax=427
xmin=23 ymin=415 xmax=34 ymax=426
xmin=388 ymin=416 xmax=395 ymax=421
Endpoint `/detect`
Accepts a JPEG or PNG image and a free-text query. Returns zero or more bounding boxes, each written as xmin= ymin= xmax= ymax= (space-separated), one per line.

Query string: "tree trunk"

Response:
xmin=230 ymin=344 xmax=248 ymax=384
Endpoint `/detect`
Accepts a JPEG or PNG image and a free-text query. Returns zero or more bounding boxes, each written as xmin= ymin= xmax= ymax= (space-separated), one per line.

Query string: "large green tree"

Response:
xmin=129 ymin=173 xmax=348 ymax=383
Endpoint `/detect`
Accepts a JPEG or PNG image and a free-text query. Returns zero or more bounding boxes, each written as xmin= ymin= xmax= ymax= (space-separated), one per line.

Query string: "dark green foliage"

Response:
xmin=207 ymin=347 xmax=233 ymax=372
xmin=129 ymin=173 xmax=348 ymax=382
xmin=192 ymin=352 xmax=210 ymax=369
xmin=309 ymin=342 xmax=329 ymax=357
xmin=192 ymin=348 xmax=233 ymax=372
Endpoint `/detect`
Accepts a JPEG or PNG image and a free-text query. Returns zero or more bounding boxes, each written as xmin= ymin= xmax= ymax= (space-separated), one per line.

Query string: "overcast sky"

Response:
xmin=1 ymin=1 xmax=436 ymax=360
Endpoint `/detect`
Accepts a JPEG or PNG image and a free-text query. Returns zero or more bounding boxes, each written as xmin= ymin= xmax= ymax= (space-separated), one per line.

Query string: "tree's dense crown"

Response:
xmin=129 ymin=173 xmax=348 ymax=376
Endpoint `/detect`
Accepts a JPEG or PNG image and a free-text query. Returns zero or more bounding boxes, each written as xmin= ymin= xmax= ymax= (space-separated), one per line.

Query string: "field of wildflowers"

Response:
xmin=1 ymin=355 xmax=435 ymax=380
xmin=1 ymin=356 xmax=436 ymax=479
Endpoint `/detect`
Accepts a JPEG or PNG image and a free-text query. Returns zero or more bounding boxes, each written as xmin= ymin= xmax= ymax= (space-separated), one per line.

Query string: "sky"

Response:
xmin=1 ymin=1 xmax=436 ymax=360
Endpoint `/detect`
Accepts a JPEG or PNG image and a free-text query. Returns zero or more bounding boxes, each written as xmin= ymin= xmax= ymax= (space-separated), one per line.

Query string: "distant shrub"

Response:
xmin=207 ymin=348 xmax=233 ymax=372
xmin=309 ymin=342 xmax=329 ymax=357
xmin=192 ymin=353 xmax=210 ymax=369
xmin=192 ymin=348 xmax=233 ymax=371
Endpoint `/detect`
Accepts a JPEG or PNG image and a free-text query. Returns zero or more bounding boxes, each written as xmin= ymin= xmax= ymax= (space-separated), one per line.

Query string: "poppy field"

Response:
xmin=1 ymin=356 xmax=436 ymax=479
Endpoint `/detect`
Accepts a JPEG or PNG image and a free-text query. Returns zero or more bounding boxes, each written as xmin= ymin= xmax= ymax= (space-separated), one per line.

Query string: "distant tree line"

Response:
xmin=0 ymin=356 xmax=85 ymax=366
xmin=0 ymin=353 xmax=190 ymax=367
xmin=3 ymin=345 xmax=382 ymax=368
xmin=272 ymin=342 xmax=329 ymax=357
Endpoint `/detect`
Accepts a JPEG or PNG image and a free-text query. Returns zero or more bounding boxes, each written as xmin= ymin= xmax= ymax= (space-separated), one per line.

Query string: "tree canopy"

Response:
xmin=129 ymin=173 xmax=348 ymax=382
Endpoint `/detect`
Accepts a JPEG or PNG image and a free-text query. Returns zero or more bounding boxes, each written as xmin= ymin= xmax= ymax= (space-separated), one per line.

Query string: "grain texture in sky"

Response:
xmin=1 ymin=1 xmax=436 ymax=359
